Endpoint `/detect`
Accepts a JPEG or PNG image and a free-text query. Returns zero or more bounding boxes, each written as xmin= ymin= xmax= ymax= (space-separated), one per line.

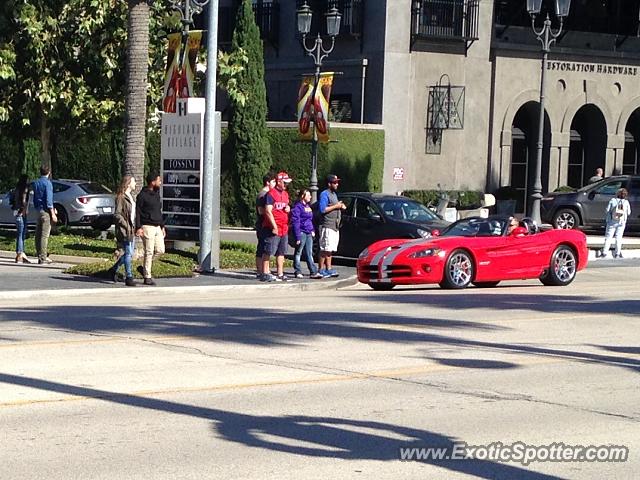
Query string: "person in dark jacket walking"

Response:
xmin=135 ymin=172 xmax=165 ymax=285
xmin=13 ymin=174 xmax=33 ymax=264
xmin=108 ymin=175 xmax=137 ymax=286
xmin=291 ymin=189 xmax=323 ymax=279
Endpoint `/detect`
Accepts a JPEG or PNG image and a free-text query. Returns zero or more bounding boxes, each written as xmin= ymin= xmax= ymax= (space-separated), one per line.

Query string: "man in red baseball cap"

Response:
xmin=262 ymin=171 xmax=292 ymax=281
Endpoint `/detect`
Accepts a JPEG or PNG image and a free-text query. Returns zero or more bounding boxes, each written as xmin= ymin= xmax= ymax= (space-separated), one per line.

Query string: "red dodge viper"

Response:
xmin=357 ymin=215 xmax=588 ymax=290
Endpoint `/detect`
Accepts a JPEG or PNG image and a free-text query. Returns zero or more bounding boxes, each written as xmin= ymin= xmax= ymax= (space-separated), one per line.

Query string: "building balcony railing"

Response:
xmin=411 ymin=0 xmax=480 ymax=49
xmin=218 ymin=2 xmax=281 ymax=51
xmin=253 ymin=0 xmax=280 ymax=49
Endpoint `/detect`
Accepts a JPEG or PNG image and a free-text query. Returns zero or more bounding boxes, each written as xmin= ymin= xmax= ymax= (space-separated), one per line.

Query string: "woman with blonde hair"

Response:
xmin=597 ymin=187 xmax=631 ymax=259
xmin=108 ymin=175 xmax=137 ymax=286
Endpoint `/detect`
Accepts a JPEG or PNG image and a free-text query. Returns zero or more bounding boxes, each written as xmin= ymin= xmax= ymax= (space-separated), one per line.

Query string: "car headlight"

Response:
xmin=409 ymin=247 xmax=442 ymax=258
xmin=417 ymin=228 xmax=431 ymax=238
xmin=358 ymin=247 xmax=370 ymax=259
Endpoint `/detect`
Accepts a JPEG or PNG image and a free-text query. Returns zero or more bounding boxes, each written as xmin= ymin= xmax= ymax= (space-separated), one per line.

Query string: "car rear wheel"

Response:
xmin=440 ymin=249 xmax=474 ymax=289
xmin=472 ymin=281 xmax=500 ymax=288
xmin=368 ymin=283 xmax=395 ymax=291
xmin=552 ymin=209 xmax=579 ymax=230
xmin=540 ymin=245 xmax=577 ymax=286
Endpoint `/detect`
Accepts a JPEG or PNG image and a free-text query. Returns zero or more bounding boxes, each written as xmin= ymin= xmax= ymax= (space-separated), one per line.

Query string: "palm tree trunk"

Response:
xmin=123 ymin=0 xmax=150 ymax=184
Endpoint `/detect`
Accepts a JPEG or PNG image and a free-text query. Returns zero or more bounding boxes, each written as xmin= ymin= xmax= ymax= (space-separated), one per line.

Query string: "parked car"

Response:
xmin=288 ymin=193 xmax=450 ymax=259
xmin=0 ymin=179 xmax=115 ymax=230
xmin=541 ymin=175 xmax=640 ymax=231
xmin=357 ymin=215 xmax=588 ymax=290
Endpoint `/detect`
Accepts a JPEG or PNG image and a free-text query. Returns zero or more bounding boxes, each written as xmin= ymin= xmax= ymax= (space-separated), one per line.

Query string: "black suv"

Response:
xmin=540 ymin=175 xmax=640 ymax=231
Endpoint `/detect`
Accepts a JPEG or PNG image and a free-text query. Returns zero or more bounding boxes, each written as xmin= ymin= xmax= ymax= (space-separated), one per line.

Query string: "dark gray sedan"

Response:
xmin=0 ymin=179 xmax=115 ymax=230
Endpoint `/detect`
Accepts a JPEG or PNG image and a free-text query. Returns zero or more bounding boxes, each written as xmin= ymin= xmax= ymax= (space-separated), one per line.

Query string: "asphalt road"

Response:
xmin=0 ymin=263 xmax=638 ymax=479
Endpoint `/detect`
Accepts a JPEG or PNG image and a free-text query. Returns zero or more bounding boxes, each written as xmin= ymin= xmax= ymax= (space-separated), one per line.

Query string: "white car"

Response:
xmin=0 ymin=179 xmax=115 ymax=230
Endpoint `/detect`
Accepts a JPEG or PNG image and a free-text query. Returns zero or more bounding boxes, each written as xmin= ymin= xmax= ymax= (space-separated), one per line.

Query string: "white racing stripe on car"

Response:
xmin=379 ymin=238 xmax=427 ymax=280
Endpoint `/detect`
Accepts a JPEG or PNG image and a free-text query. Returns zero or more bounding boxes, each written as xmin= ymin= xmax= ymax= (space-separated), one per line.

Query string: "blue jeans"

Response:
xmin=15 ymin=214 xmax=27 ymax=254
xmin=294 ymin=232 xmax=318 ymax=275
xmin=112 ymin=240 xmax=134 ymax=278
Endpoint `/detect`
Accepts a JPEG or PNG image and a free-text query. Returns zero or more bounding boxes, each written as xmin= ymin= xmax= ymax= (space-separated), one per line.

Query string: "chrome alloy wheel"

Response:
xmin=555 ymin=211 xmax=576 ymax=229
xmin=552 ymin=248 xmax=576 ymax=283
xmin=448 ymin=252 xmax=473 ymax=287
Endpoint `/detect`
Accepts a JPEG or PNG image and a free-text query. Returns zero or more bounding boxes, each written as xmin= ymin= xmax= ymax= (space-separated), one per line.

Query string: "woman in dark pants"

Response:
xmin=13 ymin=174 xmax=32 ymax=263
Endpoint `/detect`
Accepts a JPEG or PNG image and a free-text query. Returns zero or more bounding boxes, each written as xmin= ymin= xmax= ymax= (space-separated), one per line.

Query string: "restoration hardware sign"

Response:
xmin=547 ymin=61 xmax=638 ymax=76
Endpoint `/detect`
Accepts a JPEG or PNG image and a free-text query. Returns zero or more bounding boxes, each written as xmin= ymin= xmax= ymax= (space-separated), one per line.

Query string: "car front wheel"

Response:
xmin=540 ymin=245 xmax=577 ymax=286
xmin=552 ymin=209 xmax=579 ymax=230
xmin=440 ymin=249 xmax=474 ymax=289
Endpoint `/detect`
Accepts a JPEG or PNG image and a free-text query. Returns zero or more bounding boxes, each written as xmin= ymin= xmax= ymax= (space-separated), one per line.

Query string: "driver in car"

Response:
xmin=507 ymin=217 xmax=527 ymax=237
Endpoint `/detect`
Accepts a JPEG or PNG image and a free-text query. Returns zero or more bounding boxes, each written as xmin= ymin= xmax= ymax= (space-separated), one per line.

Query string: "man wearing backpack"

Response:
xmin=32 ymin=166 xmax=58 ymax=264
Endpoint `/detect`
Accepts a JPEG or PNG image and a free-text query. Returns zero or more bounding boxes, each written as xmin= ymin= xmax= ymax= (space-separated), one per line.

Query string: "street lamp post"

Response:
xmin=170 ymin=0 xmax=220 ymax=272
xmin=296 ymin=2 xmax=341 ymax=203
xmin=526 ymin=0 xmax=571 ymax=224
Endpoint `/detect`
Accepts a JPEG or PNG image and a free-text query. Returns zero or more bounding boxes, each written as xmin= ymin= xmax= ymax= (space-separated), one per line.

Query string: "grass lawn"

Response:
xmin=0 ymin=228 xmax=271 ymax=278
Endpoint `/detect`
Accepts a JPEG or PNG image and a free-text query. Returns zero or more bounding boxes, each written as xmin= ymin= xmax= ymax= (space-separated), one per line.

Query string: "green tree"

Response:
xmin=228 ymin=0 xmax=272 ymax=226
xmin=0 ymin=0 xmax=129 ymax=170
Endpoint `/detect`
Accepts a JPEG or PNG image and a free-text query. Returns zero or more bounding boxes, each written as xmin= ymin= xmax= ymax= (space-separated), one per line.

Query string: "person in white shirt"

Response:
xmin=597 ymin=187 xmax=631 ymax=259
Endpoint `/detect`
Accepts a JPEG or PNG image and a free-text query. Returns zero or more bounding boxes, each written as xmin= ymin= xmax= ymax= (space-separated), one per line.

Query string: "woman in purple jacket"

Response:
xmin=291 ymin=189 xmax=323 ymax=279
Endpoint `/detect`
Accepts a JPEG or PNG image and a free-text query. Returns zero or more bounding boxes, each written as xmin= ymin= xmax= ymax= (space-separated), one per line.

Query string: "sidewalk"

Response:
xmin=584 ymin=234 xmax=640 ymax=260
xmin=0 ymin=251 xmax=357 ymax=302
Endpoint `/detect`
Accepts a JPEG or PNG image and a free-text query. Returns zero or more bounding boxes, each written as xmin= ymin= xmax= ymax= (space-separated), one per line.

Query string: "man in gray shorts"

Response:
xmin=318 ymin=174 xmax=346 ymax=277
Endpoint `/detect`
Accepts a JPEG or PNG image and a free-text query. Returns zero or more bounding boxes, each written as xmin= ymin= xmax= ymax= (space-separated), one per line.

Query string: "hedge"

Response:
xmin=402 ymin=189 xmax=483 ymax=209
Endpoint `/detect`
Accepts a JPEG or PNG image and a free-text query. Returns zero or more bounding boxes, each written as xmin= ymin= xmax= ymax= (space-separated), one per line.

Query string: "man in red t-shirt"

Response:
xmin=262 ymin=171 xmax=292 ymax=281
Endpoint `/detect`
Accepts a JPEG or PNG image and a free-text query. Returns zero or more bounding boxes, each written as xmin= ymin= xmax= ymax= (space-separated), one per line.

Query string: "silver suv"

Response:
xmin=0 ymin=179 xmax=115 ymax=230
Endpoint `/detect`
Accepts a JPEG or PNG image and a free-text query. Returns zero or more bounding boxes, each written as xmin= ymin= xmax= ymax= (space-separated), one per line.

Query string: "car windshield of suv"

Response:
xmin=377 ymin=199 xmax=439 ymax=222
xmin=78 ymin=183 xmax=112 ymax=194
xmin=441 ymin=218 xmax=506 ymax=237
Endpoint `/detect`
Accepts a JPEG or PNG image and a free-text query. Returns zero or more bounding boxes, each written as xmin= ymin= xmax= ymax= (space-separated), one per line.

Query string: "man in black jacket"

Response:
xmin=136 ymin=172 xmax=165 ymax=285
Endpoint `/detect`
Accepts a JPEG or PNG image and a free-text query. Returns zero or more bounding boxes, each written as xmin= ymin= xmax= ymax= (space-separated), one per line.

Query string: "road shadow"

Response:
xmin=0 ymin=372 xmax=565 ymax=479
xmin=350 ymin=292 xmax=640 ymax=317
xmin=0 ymin=305 xmax=501 ymax=348
xmin=0 ymin=303 xmax=638 ymax=374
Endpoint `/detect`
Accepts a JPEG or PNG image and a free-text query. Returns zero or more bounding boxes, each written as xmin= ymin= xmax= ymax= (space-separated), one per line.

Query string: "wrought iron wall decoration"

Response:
xmin=426 ymin=74 xmax=465 ymax=154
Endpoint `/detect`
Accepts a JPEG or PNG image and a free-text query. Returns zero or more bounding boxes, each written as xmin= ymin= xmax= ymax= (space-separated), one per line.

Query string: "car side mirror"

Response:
xmin=588 ymin=191 xmax=596 ymax=200
xmin=368 ymin=213 xmax=382 ymax=222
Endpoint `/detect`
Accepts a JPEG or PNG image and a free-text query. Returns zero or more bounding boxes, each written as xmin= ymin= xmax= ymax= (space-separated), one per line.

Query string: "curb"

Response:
xmin=0 ymin=275 xmax=360 ymax=302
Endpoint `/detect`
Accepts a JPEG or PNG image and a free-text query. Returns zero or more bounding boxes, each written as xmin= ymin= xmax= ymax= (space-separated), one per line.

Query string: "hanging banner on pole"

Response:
xmin=162 ymin=31 xmax=203 ymax=113
xmin=297 ymin=72 xmax=335 ymax=143
xmin=181 ymin=30 xmax=203 ymax=98
xmin=163 ymin=33 xmax=182 ymax=113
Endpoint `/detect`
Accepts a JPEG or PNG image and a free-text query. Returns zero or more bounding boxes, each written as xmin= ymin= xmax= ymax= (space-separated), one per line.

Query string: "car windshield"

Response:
xmin=377 ymin=199 xmax=439 ymax=221
xmin=78 ymin=183 xmax=112 ymax=194
xmin=441 ymin=218 xmax=506 ymax=237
